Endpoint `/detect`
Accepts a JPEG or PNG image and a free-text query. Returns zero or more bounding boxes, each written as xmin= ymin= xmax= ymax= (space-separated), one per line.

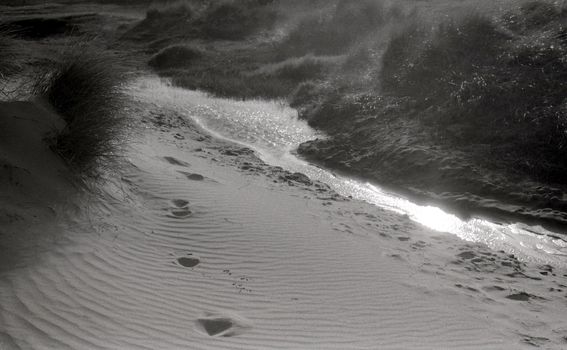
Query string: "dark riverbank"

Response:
xmin=297 ymin=118 xmax=567 ymax=233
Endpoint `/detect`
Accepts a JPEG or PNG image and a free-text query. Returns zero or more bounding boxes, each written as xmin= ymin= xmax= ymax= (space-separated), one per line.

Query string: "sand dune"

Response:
xmin=0 ymin=79 xmax=566 ymax=349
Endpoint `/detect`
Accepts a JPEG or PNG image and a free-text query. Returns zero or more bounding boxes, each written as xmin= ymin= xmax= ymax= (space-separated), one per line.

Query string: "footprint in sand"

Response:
xmin=505 ymin=292 xmax=533 ymax=301
xmin=167 ymin=199 xmax=192 ymax=218
xmin=456 ymin=251 xmax=476 ymax=259
xmin=177 ymin=256 xmax=200 ymax=268
xmin=195 ymin=313 xmax=251 ymax=337
xmin=520 ymin=334 xmax=551 ymax=347
xmin=482 ymin=285 xmax=506 ymax=292
xmin=171 ymin=199 xmax=189 ymax=208
xmin=163 ymin=156 xmax=190 ymax=167
xmin=178 ymin=171 xmax=206 ymax=181
xmin=198 ymin=318 xmax=233 ymax=336
xmin=168 ymin=208 xmax=192 ymax=218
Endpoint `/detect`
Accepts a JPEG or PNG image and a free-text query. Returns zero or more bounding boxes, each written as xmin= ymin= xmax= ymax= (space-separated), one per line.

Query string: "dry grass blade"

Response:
xmin=33 ymin=46 xmax=129 ymax=176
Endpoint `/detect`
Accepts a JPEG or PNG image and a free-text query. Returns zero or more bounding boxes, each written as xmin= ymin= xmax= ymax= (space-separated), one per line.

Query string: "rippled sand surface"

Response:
xmin=1 ymin=79 xmax=566 ymax=349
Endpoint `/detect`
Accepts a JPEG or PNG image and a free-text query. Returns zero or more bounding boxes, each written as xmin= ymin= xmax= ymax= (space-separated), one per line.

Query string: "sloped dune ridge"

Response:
xmin=0 ymin=78 xmax=566 ymax=349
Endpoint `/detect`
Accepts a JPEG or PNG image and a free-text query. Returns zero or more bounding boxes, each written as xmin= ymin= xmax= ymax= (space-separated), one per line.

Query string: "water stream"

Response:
xmin=131 ymin=76 xmax=567 ymax=268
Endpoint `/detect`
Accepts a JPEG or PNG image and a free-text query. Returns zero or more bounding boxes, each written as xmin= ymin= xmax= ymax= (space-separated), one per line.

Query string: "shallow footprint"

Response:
xmin=195 ymin=312 xmax=251 ymax=337
xmin=171 ymin=199 xmax=189 ymax=208
xmin=506 ymin=292 xmax=532 ymax=301
xmin=163 ymin=156 xmax=190 ymax=167
xmin=167 ymin=208 xmax=192 ymax=218
xmin=199 ymin=318 xmax=233 ymax=336
xmin=457 ymin=251 xmax=476 ymax=260
xmin=177 ymin=256 xmax=200 ymax=268
xmin=179 ymin=171 xmax=205 ymax=181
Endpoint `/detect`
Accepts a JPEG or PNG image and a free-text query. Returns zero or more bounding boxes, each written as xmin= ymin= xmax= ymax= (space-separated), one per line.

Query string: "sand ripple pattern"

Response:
xmin=0 ymin=133 xmax=518 ymax=349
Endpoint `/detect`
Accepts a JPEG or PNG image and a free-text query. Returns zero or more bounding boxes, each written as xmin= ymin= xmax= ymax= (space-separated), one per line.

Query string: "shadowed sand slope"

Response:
xmin=0 ymin=81 xmax=566 ymax=349
xmin=0 ymin=101 xmax=82 ymax=272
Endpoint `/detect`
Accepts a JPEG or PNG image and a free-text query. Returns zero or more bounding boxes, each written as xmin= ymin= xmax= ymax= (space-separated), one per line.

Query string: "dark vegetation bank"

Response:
xmin=293 ymin=0 xmax=567 ymax=227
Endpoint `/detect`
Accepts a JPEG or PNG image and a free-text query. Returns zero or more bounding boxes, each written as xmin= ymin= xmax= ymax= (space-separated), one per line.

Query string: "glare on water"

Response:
xmin=131 ymin=77 xmax=567 ymax=268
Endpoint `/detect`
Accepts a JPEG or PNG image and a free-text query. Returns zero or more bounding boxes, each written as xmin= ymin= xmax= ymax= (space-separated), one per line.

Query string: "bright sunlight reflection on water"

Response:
xmin=130 ymin=77 xmax=567 ymax=268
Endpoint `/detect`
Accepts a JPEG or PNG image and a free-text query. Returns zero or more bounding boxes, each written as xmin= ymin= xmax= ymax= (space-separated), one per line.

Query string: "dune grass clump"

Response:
xmin=0 ymin=30 xmax=22 ymax=98
xmin=125 ymin=0 xmax=196 ymax=41
xmin=379 ymin=2 xmax=567 ymax=181
xmin=280 ymin=0 xmax=385 ymax=56
xmin=196 ymin=0 xmax=277 ymax=40
xmin=169 ymin=53 xmax=334 ymax=100
xmin=0 ymin=31 xmax=19 ymax=78
xmin=341 ymin=46 xmax=374 ymax=73
xmin=504 ymin=1 xmax=562 ymax=31
xmin=34 ymin=48 xmax=128 ymax=174
xmin=267 ymin=55 xmax=332 ymax=82
xmin=382 ymin=14 xmax=508 ymax=100
xmin=131 ymin=0 xmax=275 ymax=41
xmin=148 ymin=44 xmax=203 ymax=69
xmin=172 ymin=71 xmax=294 ymax=99
xmin=145 ymin=0 xmax=194 ymax=21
